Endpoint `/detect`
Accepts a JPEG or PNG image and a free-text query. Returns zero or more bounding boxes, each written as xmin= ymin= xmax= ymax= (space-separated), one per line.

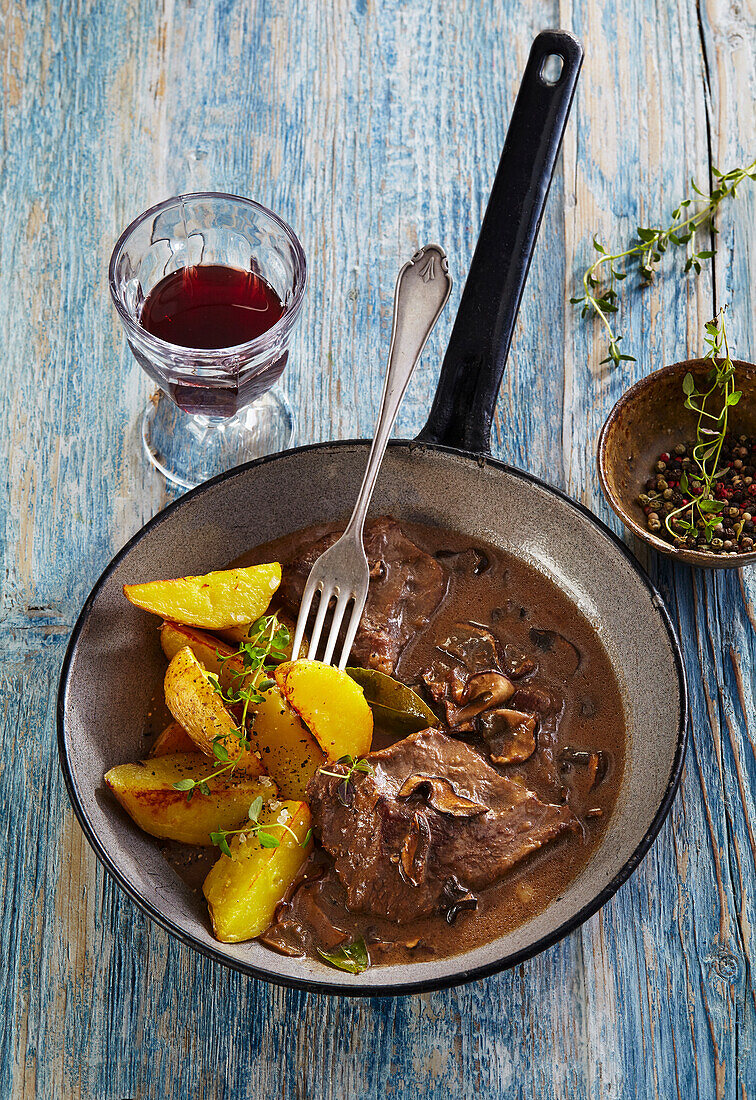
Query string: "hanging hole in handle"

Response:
xmin=539 ymin=53 xmax=564 ymax=85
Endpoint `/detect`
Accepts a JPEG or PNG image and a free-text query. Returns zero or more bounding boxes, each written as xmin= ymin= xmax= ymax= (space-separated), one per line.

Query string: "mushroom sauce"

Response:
xmin=160 ymin=520 xmax=625 ymax=968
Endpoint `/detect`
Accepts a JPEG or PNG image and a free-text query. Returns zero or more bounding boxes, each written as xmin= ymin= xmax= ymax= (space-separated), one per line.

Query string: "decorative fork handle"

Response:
xmin=343 ymin=245 xmax=452 ymax=542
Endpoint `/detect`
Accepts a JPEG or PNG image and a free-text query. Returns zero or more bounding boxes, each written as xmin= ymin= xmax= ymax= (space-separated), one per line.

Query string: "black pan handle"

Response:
xmin=416 ymin=30 xmax=583 ymax=454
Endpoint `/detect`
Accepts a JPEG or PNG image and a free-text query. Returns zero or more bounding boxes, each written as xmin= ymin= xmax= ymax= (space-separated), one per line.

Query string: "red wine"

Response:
xmin=140 ymin=264 xmax=285 ymax=349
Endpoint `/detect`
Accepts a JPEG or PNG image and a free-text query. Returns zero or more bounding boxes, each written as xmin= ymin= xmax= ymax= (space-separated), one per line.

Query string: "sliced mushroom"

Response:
xmin=437 ymin=622 xmax=502 ymax=673
xmin=434 ymin=547 xmax=491 ymax=575
xmin=291 ymin=881 xmax=349 ymax=950
xmin=502 ymin=643 xmax=537 ymax=680
xmin=559 ymin=747 xmax=608 ymax=789
xmin=444 ymin=671 xmax=515 ymax=729
xmin=478 ymin=708 xmax=537 ymax=764
xmin=396 ymin=774 xmax=488 ymax=816
xmin=398 ymin=811 xmax=431 ymax=886
xmin=448 ymin=665 xmax=470 ymax=703
xmin=365 ymin=928 xmax=423 ymax=951
xmin=258 ymin=922 xmax=307 ymax=958
xmin=421 ymin=661 xmax=469 ymax=705
xmin=438 ymin=875 xmax=478 ymax=924
xmin=420 ymin=665 xmax=451 ymax=703
xmin=510 ymin=685 xmax=556 ymax=715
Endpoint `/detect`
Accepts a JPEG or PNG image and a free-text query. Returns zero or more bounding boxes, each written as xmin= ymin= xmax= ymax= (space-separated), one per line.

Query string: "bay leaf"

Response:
xmin=346 ymin=667 xmax=438 ymax=734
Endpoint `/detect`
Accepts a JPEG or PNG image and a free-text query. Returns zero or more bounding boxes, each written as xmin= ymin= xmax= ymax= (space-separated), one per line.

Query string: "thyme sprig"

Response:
xmin=210 ymin=794 xmax=312 ymax=857
xmin=210 ymin=614 xmax=291 ymax=728
xmin=659 ymin=310 xmax=741 ymax=543
xmin=172 ymin=614 xmax=291 ymax=798
xmin=571 ymin=158 xmax=756 ymax=365
xmin=318 ymin=755 xmax=375 ymax=808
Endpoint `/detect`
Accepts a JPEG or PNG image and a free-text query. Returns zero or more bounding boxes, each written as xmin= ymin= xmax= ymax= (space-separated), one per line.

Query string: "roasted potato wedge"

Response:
xmin=164 ymin=646 xmax=265 ymax=776
xmin=124 ymin=562 xmax=281 ymax=629
xmin=105 ymin=753 xmax=277 ymax=845
xmin=203 ymin=800 xmax=312 ymax=942
xmin=160 ymin=620 xmax=245 ymax=693
xmin=274 ymin=659 xmax=373 ymax=761
xmin=248 ymin=688 xmax=324 ymax=799
xmin=148 ymin=720 xmax=197 ymax=758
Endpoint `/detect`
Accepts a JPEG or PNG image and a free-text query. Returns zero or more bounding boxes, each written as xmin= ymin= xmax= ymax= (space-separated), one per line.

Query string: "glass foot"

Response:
xmin=141 ymin=388 xmax=296 ymax=491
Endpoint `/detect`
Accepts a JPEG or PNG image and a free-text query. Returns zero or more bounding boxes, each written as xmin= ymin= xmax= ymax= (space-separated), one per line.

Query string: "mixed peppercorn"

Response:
xmin=638 ymin=434 xmax=756 ymax=555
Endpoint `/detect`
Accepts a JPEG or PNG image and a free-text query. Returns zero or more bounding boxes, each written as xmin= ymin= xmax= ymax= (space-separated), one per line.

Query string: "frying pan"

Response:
xmin=58 ymin=30 xmax=687 ymax=996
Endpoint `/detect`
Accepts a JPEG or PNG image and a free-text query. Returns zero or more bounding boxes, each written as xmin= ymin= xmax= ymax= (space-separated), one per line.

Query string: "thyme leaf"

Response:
xmin=318 ymin=755 xmax=375 ymax=808
xmin=210 ymin=795 xmax=311 ymax=854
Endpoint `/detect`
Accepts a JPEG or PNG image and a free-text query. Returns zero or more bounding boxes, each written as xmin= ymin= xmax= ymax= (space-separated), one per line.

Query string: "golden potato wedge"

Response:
xmin=148 ymin=720 xmax=197 ymax=758
xmin=164 ymin=646 xmax=265 ymax=776
xmin=274 ymin=659 xmax=373 ymax=761
xmin=105 ymin=753 xmax=278 ymax=845
xmin=124 ymin=562 xmax=281 ymax=629
xmin=248 ymin=687 xmax=324 ymax=799
xmin=203 ymin=800 xmax=312 ymax=942
xmin=160 ymin=620 xmax=245 ymax=693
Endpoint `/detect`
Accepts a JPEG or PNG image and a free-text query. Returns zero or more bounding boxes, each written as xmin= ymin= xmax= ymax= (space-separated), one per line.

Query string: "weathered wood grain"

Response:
xmin=0 ymin=0 xmax=754 ymax=1096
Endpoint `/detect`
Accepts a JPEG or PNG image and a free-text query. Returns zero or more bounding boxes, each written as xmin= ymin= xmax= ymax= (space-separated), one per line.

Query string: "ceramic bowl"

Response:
xmin=598 ymin=358 xmax=756 ymax=569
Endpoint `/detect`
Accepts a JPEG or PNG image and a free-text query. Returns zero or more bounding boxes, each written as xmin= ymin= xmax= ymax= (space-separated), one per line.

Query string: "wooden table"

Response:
xmin=2 ymin=1 xmax=754 ymax=1096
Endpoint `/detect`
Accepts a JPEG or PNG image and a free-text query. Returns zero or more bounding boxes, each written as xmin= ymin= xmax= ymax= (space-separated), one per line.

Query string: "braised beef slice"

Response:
xmin=280 ymin=517 xmax=446 ymax=675
xmin=307 ymin=728 xmax=577 ymax=923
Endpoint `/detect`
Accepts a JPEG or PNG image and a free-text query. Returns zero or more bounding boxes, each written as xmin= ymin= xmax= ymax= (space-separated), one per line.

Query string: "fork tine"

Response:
xmin=308 ymin=582 xmax=335 ymax=661
xmin=321 ymin=592 xmax=352 ymax=666
xmin=292 ymin=580 xmax=317 ymax=660
xmin=337 ymin=589 xmax=368 ymax=670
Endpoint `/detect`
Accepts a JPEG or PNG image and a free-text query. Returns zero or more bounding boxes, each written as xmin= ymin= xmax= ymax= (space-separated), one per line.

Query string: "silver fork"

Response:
xmin=291 ymin=244 xmax=452 ymax=668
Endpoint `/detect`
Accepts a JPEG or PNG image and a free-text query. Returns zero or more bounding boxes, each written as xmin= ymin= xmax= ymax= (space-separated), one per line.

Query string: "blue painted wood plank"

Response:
xmin=0 ymin=0 xmax=754 ymax=1097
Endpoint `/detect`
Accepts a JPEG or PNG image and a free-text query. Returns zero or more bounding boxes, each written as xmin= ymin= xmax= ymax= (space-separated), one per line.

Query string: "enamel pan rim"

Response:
xmin=57 ymin=438 xmax=689 ymax=998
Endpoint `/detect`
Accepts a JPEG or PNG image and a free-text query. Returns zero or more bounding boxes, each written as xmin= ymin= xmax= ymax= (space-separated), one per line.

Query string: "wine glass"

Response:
xmin=109 ymin=192 xmax=307 ymax=490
